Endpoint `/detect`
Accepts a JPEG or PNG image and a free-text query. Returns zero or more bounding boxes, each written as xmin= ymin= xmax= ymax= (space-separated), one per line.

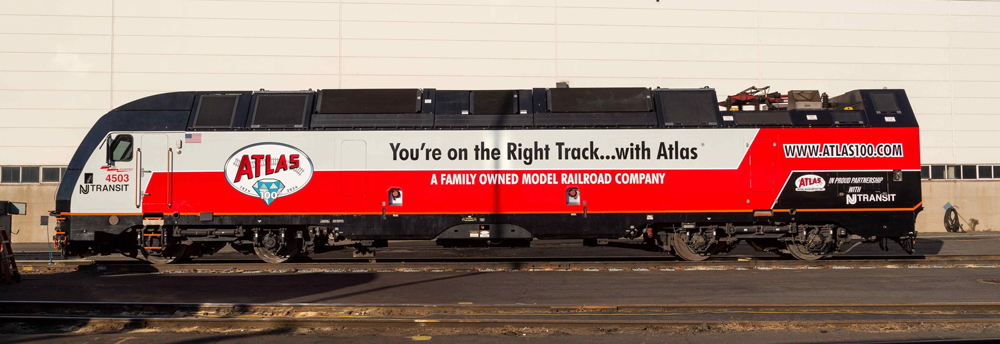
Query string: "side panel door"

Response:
xmin=750 ymin=135 xmax=774 ymax=193
xmin=139 ymin=134 xmax=171 ymax=208
xmin=75 ymin=133 xmax=139 ymax=213
xmin=341 ymin=140 xmax=367 ymax=197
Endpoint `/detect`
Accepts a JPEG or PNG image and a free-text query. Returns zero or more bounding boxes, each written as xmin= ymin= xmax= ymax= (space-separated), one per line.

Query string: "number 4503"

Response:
xmin=106 ymin=174 xmax=129 ymax=183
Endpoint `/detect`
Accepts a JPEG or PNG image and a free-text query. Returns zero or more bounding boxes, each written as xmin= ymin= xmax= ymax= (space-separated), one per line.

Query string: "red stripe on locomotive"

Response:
xmin=140 ymin=127 xmax=920 ymax=215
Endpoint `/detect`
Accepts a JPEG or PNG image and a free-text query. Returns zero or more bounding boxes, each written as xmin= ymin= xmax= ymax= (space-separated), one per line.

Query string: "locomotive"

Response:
xmin=51 ymin=86 xmax=922 ymax=263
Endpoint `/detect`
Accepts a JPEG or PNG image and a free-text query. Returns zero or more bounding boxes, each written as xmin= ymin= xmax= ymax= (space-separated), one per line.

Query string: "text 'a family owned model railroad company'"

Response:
xmin=431 ymin=172 xmax=667 ymax=185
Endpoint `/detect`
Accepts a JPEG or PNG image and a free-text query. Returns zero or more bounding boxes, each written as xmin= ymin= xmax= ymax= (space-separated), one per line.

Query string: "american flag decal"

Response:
xmin=185 ymin=133 xmax=202 ymax=143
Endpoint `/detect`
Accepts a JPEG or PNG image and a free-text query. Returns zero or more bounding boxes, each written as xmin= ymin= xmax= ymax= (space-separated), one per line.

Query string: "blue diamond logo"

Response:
xmin=254 ymin=178 xmax=285 ymax=206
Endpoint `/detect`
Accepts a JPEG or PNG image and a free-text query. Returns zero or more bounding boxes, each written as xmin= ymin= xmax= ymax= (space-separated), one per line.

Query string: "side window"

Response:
xmin=108 ymin=135 xmax=134 ymax=163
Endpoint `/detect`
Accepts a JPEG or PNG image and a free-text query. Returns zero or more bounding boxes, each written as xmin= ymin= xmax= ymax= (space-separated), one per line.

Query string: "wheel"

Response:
xmin=254 ymin=231 xmax=300 ymax=264
xmin=786 ymin=227 xmax=836 ymax=261
xmin=671 ymin=232 xmax=711 ymax=262
xmin=145 ymin=244 xmax=192 ymax=264
xmin=785 ymin=242 xmax=827 ymax=261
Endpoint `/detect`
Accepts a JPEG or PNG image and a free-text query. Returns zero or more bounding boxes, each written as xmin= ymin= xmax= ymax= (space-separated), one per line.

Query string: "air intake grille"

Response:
xmin=656 ymin=90 xmax=718 ymax=126
xmin=734 ymin=111 xmax=793 ymax=126
xmin=192 ymin=95 xmax=238 ymax=128
xmin=548 ymin=88 xmax=651 ymax=113
xmin=832 ymin=110 xmax=865 ymax=124
xmin=317 ymin=89 xmax=420 ymax=114
xmin=472 ymin=90 xmax=517 ymax=115
xmin=435 ymin=91 xmax=470 ymax=115
xmin=871 ymin=92 xmax=901 ymax=114
xmin=251 ymin=94 xmax=310 ymax=128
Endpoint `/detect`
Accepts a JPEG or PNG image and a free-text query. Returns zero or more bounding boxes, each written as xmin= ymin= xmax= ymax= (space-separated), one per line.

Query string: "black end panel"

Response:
xmin=771 ymin=171 xmax=921 ymax=237
xmin=653 ymin=89 xmax=721 ymax=127
xmin=112 ymin=92 xmax=197 ymax=112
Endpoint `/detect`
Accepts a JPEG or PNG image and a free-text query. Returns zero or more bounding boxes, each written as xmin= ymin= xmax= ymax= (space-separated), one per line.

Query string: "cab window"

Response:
xmin=108 ymin=135 xmax=133 ymax=163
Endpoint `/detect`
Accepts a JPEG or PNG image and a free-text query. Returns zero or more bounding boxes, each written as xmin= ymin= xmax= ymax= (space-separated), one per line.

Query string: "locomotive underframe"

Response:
xmin=55 ymin=208 xmax=919 ymax=262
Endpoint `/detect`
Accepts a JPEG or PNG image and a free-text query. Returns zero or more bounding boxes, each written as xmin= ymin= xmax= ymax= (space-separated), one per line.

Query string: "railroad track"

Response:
xmin=2 ymin=301 xmax=1000 ymax=333
xmin=15 ymin=254 xmax=1000 ymax=275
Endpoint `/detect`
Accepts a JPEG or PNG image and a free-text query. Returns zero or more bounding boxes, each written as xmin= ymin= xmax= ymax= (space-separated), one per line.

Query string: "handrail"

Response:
xmin=135 ymin=148 xmax=142 ymax=209
xmin=167 ymin=148 xmax=173 ymax=209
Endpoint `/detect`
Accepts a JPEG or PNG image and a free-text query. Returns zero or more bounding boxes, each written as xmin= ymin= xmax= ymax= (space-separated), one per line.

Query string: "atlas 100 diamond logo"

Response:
xmin=224 ymin=143 xmax=313 ymax=206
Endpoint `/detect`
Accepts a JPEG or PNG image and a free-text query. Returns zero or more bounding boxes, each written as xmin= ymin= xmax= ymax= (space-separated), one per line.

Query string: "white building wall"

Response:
xmin=2 ymin=0 xmax=1000 ymax=240
xmin=3 ymin=0 xmax=1000 ymax=166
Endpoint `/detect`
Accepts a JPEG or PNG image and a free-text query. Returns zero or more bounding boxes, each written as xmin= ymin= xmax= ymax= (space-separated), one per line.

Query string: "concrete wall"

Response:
xmin=3 ymin=0 xmax=1000 ymax=165
xmin=0 ymin=184 xmax=58 ymax=243
xmin=918 ymin=181 xmax=1000 ymax=233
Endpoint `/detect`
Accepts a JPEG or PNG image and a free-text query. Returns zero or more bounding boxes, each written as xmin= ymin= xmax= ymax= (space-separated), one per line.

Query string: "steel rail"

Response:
xmin=3 ymin=301 xmax=1000 ymax=331
xmin=6 ymin=300 xmax=1000 ymax=313
xmin=16 ymin=254 xmax=1000 ymax=275
xmin=18 ymin=253 xmax=1000 ymax=265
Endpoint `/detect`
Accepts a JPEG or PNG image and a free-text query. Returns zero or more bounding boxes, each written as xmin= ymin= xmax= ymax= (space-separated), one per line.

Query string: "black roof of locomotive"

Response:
xmin=102 ymin=87 xmax=917 ymax=130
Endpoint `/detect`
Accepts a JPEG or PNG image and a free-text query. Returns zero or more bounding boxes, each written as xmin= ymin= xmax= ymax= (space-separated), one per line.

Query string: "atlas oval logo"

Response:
xmin=224 ymin=143 xmax=313 ymax=206
xmin=794 ymin=174 xmax=826 ymax=192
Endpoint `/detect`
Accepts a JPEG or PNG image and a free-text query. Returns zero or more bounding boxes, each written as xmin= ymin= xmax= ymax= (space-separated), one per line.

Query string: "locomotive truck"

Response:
xmin=51 ymin=87 xmax=922 ymax=263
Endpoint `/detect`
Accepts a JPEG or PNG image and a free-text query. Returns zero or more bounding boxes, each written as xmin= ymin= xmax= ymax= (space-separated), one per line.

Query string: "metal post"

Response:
xmin=47 ymin=223 xmax=52 ymax=265
xmin=41 ymin=216 xmax=52 ymax=265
